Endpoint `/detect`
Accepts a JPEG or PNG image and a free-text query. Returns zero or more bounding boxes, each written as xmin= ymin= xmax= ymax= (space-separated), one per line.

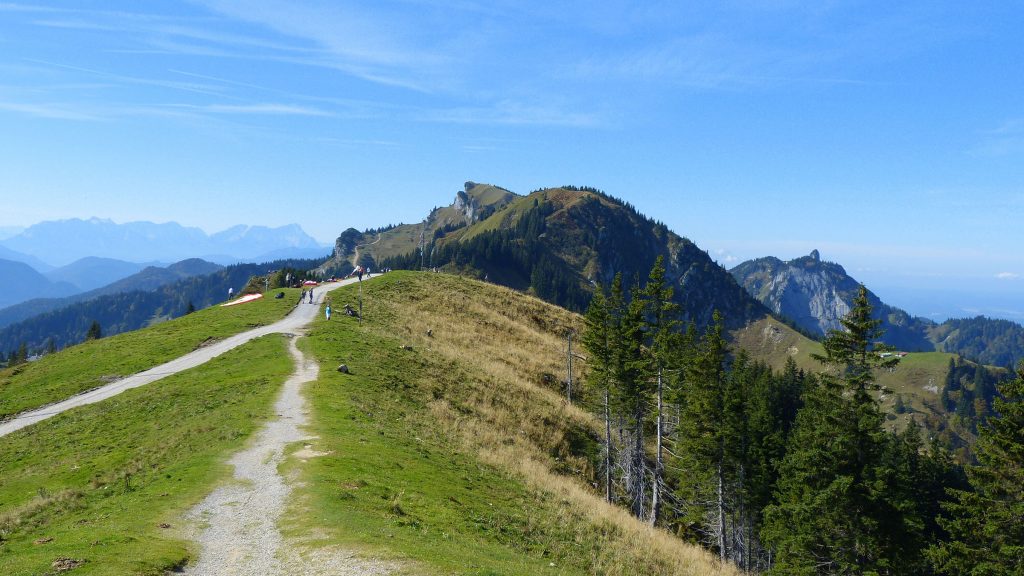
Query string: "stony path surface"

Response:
xmin=0 ymin=278 xmax=357 ymax=438
xmin=183 ymin=335 xmax=396 ymax=575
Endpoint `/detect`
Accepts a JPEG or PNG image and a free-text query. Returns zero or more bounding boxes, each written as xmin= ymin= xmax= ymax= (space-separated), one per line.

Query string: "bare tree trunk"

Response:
xmin=650 ymin=367 xmax=663 ymax=526
xmin=717 ymin=461 xmax=726 ymax=561
xmin=566 ymin=331 xmax=573 ymax=402
xmin=630 ymin=403 xmax=647 ymax=519
xmin=604 ymin=387 xmax=612 ymax=503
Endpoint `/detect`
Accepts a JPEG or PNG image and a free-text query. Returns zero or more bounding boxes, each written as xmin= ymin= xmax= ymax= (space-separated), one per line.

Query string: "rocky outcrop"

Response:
xmin=731 ymin=251 xmax=934 ymax=350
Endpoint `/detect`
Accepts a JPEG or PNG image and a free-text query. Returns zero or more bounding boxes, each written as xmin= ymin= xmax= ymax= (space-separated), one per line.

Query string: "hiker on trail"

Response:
xmin=356 ymin=266 xmax=364 ymax=281
xmin=366 ymin=267 xmax=372 ymax=278
xmin=228 ymin=287 xmax=234 ymax=300
xmin=301 ymin=289 xmax=306 ymax=302
xmin=325 ymin=304 xmax=332 ymax=320
xmin=309 ymin=289 xmax=314 ymax=304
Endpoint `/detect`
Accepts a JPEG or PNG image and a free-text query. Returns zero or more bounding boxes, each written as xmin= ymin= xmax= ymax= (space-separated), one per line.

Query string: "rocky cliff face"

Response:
xmin=732 ymin=251 xmax=858 ymax=336
xmin=730 ymin=251 xmax=934 ymax=350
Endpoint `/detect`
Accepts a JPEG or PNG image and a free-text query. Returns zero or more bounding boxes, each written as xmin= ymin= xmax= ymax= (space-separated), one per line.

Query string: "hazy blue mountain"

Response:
xmin=0 ymin=226 xmax=24 ymax=241
xmin=0 ymin=258 xmax=318 ymax=355
xmin=44 ymin=257 xmax=153 ymax=292
xmin=0 ymin=258 xmax=222 ymax=329
xmin=0 ymin=259 xmax=78 ymax=310
xmin=0 ymin=244 xmax=54 ymax=272
xmin=0 ymin=218 xmax=325 ymax=266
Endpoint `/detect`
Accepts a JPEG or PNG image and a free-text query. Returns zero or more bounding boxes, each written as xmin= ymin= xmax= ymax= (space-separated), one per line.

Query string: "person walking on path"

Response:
xmin=228 ymin=287 xmax=234 ymax=300
xmin=308 ymin=289 xmax=314 ymax=304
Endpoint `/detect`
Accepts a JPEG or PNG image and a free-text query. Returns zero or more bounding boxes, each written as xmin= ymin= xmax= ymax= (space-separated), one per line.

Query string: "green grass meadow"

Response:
xmin=284 ymin=273 xmax=733 ymax=576
xmin=0 ymin=335 xmax=292 ymax=575
xmin=0 ymin=288 xmax=302 ymax=420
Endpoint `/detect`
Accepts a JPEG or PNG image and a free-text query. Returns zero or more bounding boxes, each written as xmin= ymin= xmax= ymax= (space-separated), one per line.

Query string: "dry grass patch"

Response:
xmin=296 ymin=271 xmax=738 ymax=575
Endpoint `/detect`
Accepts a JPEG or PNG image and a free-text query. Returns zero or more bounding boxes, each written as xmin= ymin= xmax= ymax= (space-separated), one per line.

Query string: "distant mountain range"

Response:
xmin=730 ymin=251 xmax=1024 ymax=368
xmin=0 ymin=259 xmax=224 ymax=330
xmin=0 ymin=258 xmax=319 ymax=354
xmin=0 ymin=218 xmax=328 ymax=267
xmin=0 ymin=259 xmax=78 ymax=310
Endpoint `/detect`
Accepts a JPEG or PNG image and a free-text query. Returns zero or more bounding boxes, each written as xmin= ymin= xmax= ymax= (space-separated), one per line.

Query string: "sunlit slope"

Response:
xmin=0 ymin=288 xmax=303 ymax=420
xmin=0 ymin=335 xmax=293 ymax=575
xmin=733 ymin=317 xmax=990 ymax=452
xmin=290 ymin=271 xmax=739 ymax=575
xmin=323 ymin=182 xmax=517 ymax=270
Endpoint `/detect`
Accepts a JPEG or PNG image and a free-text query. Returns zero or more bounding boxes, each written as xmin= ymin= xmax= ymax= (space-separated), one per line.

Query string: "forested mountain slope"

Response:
xmin=352 ymin=184 xmax=767 ymax=328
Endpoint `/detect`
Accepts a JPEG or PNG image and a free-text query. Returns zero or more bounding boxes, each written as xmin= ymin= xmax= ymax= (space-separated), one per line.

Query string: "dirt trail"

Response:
xmin=183 ymin=335 xmax=396 ymax=575
xmin=0 ymin=277 xmax=362 ymax=439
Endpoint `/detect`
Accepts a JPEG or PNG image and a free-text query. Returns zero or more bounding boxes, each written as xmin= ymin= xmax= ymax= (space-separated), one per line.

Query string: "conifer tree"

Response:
xmin=613 ymin=278 xmax=649 ymax=520
xmin=582 ymin=287 xmax=615 ymax=503
xmin=675 ymin=311 xmax=734 ymax=558
xmin=638 ymin=255 xmax=678 ymax=525
xmin=86 ymin=320 xmax=102 ymax=341
xmin=764 ymin=285 xmax=902 ymax=574
xmin=930 ymin=363 xmax=1024 ymax=575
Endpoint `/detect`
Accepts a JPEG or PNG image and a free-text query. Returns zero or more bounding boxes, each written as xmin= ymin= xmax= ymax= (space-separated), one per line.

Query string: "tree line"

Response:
xmin=580 ymin=257 xmax=1023 ymax=574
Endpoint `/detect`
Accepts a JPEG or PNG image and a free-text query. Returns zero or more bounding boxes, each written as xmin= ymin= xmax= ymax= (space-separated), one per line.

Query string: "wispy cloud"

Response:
xmin=182 ymin=103 xmax=333 ymax=116
xmin=971 ymin=118 xmax=1024 ymax=157
xmin=996 ymin=272 xmax=1021 ymax=280
xmin=421 ymin=100 xmax=600 ymax=127
xmin=0 ymin=100 xmax=102 ymax=120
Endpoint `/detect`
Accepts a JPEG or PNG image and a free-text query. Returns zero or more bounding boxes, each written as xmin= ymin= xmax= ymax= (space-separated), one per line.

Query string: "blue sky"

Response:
xmin=0 ymin=2 xmax=1021 ymax=319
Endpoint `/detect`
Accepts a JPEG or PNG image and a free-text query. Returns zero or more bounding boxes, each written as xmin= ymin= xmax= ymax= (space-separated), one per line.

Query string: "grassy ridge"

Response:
xmin=0 ymin=335 xmax=292 ymax=575
xmin=0 ymin=288 xmax=302 ymax=420
xmin=288 ymin=271 xmax=738 ymax=575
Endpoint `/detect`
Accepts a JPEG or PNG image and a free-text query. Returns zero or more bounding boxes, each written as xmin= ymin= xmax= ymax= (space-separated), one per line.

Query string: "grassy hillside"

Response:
xmin=733 ymin=317 xmax=990 ymax=455
xmin=0 ymin=335 xmax=292 ymax=575
xmin=288 ymin=271 xmax=738 ymax=575
xmin=0 ymin=287 xmax=303 ymax=420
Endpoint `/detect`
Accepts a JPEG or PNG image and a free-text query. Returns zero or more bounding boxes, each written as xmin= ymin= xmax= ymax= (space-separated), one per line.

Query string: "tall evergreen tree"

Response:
xmin=613 ymin=278 xmax=649 ymax=520
xmin=931 ymin=363 xmax=1024 ymax=575
xmin=582 ymin=287 xmax=615 ymax=503
xmin=675 ymin=311 xmax=735 ymax=559
xmin=86 ymin=320 xmax=102 ymax=341
xmin=638 ymin=255 xmax=679 ymax=525
xmin=764 ymin=285 xmax=903 ymax=574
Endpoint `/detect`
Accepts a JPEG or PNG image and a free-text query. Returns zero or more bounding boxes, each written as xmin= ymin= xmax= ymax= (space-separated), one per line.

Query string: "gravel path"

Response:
xmin=0 ymin=278 xmax=359 ymax=438
xmin=182 ymin=317 xmax=396 ymax=574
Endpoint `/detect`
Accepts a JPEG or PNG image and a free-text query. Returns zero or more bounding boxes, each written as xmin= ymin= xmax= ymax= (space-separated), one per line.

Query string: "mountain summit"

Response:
xmin=325 ymin=183 xmax=767 ymax=327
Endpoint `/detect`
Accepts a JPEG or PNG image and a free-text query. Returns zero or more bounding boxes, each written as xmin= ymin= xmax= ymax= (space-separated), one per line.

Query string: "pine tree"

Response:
xmin=764 ymin=285 xmax=902 ymax=574
xmin=613 ymin=277 xmax=649 ymax=520
xmin=582 ymin=288 xmax=615 ymax=503
xmin=638 ymin=255 xmax=678 ymax=525
xmin=86 ymin=320 xmax=102 ymax=341
xmin=930 ymin=363 xmax=1024 ymax=575
xmin=675 ymin=311 xmax=735 ymax=559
